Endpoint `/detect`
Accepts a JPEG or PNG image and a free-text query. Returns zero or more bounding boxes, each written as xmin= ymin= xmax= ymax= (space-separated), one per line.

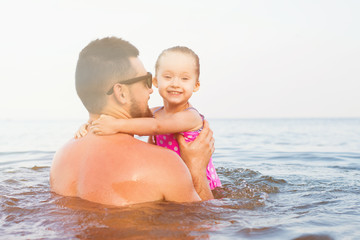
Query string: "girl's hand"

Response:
xmin=90 ymin=114 xmax=119 ymax=135
xmin=74 ymin=123 xmax=90 ymax=139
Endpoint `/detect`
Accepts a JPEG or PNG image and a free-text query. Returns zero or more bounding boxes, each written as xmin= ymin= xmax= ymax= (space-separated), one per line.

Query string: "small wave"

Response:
xmin=269 ymin=152 xmax=343 ymax=162
xmin=260 ymin=151 xmax=360 ymax=163
xmin=217 ymin=167 xmax=286 ymax=190
xmin=0 ymin=150 xmax=54 ymax=167
xmin=237 ymin=226 xmax=280 ymax=237
xmin=30 ymin=166 xmax=50 ymax=171
xmin=291 ymin=200 xmax=341 ymax=211
xmin=218 ymin=167 xmax=261 ymax=179
xmin=3 ymin=179 xmax=19 ymax=185
xmin=292 ymin=233 xmax=334 ymax=240
xmin=0 ymin=195 xmax=20 ymax=207
xmin=328 ymin=165 xmax=360 ymax=171
xmin=0 ymin=150 xmax=55 ymax=156
xmin=213 ymin=167 xmax=287 ymax=209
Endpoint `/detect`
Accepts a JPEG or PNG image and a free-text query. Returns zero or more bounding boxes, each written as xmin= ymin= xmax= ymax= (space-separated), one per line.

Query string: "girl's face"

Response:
xmin=154 ymin=52 xmax=200 ymax=107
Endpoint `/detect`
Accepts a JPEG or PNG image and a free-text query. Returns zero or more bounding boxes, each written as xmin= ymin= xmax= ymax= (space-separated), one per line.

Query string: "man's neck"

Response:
xmin=88 ymin=107 xmax=131 ymax=122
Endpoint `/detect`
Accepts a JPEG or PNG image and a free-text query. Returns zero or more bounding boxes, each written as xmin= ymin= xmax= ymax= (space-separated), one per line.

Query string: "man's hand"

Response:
xmin=176 ymin=120 xmax=215 ymax=200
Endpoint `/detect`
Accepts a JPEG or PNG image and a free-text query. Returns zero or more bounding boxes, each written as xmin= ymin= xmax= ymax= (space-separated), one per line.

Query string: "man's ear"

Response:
xmin=113 ymin=84 xmax=128 ymax=104
xmin=153 ymin=77 xmax=158 ymax=88
xmin=193 ymin=81 xmax=200 ymax=92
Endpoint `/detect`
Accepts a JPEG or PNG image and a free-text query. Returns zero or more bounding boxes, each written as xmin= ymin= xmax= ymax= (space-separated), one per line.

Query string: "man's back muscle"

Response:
xmin=50 ymin=133 xmax=199 ymax=206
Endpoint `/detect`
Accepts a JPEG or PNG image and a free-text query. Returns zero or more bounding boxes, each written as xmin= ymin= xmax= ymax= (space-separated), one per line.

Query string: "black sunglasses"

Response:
xmin=107 ymin=72 xmax=152 ymax=95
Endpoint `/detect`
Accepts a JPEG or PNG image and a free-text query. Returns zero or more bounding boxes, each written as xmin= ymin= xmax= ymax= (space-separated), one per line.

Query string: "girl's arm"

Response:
xmin=90 ymin=110 xmax=203 ymax=136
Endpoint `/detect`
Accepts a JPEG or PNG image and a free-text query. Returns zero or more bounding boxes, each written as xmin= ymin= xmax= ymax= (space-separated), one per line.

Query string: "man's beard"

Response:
xmin=129 ymin=97 xmax=152 ymax=118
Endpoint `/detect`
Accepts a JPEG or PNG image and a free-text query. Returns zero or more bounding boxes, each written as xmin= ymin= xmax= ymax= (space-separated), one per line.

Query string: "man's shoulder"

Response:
xmin=131 ymin=137 xmax=183 ymax=164
xmin=54 ymin=133 xmax=181 ymax=163
xmin=120 ymin=137 xmax=187 ymax=175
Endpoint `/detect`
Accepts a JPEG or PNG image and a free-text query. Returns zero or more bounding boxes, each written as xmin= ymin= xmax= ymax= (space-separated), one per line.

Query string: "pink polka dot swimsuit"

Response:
xmin=154 ymin=107 xmax=222 ymax=190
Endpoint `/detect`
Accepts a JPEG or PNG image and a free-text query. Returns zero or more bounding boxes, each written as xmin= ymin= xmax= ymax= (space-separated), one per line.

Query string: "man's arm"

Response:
xmin=176 ymin=120 xmax=215 ymax=200
xmin=159 ymin=152 xmax=202 ymax=203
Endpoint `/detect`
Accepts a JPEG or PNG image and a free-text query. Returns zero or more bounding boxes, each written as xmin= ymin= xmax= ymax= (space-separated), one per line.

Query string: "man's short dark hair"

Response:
xmin=75 ymin=37 xmax=139 ymax=114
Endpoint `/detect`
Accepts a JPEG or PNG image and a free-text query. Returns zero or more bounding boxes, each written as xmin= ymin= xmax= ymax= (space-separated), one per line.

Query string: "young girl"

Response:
xmin=89 ymin=46 xmax=221 ymax=190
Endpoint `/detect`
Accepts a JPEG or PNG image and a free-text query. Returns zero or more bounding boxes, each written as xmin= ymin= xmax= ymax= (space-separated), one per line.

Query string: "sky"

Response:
xmin=0 ymin=0 xmax=359 ymax=120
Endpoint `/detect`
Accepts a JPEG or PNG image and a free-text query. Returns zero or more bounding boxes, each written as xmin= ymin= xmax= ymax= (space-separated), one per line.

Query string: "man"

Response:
xmin=50 ymin=37 xmax=214 ymax=206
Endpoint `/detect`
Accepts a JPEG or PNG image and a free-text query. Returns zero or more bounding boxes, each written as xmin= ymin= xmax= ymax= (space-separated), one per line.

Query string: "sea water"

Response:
xmin=0 ymin=118 xmax=359 ymax=239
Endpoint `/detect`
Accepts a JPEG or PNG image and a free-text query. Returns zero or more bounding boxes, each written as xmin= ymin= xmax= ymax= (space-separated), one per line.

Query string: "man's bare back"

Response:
xmin=50 ymin=133 xmax=200 ymax=206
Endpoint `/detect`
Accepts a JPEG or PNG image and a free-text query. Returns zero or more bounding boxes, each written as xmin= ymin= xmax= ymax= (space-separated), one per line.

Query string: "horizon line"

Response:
xmin=1 ymin=117 xmax=359 ymax=122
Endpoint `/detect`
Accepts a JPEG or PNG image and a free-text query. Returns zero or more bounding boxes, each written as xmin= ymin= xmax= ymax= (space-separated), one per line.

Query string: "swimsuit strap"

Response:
xmin=184 ymin=106 xmax=205 ymax=120
xmin=152 ymin=106 xmax=164 ymax=115
xmin=184 ymin=106 xmax=198 ymax=112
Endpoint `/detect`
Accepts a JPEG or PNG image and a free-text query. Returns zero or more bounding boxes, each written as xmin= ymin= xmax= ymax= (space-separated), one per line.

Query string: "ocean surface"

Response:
xmin=0 ymin=118 xmax=359 ymax=240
